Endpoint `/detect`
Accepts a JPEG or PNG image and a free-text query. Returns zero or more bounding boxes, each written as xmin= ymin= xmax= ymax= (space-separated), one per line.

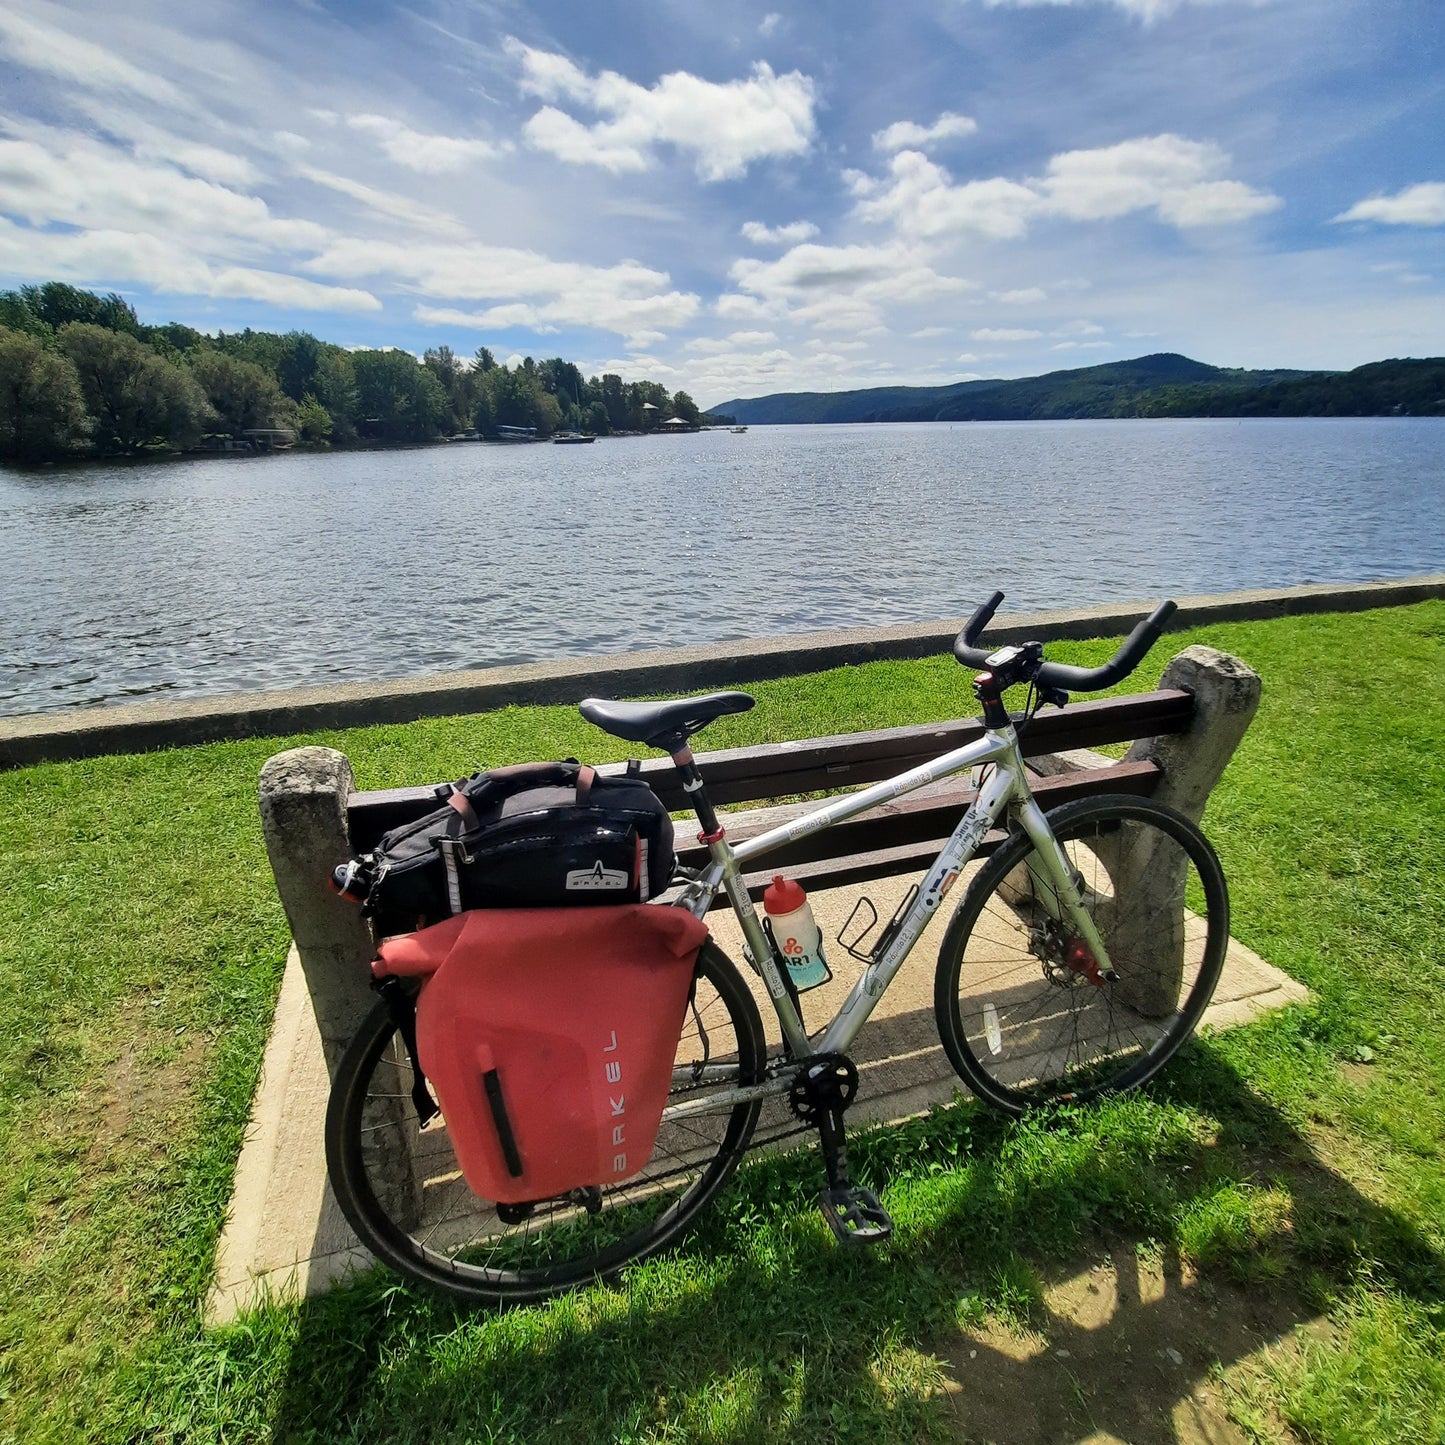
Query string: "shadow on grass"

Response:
xmin=244 ymin=1043 xmax=1442 ymax=1443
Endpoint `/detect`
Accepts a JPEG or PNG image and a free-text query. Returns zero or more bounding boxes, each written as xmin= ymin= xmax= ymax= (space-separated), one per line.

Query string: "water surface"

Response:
xmin=2 ymin=419 xmax=1440 ymax=717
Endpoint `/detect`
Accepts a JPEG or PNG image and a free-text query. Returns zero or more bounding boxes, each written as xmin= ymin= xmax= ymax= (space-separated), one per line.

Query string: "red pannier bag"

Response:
xmin=373 ymin=904 xmax=709 ymax=1205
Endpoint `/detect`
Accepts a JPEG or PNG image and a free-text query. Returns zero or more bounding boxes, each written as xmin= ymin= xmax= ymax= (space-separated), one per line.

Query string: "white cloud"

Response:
xmin=0 ymin=9 xmax=185 ymax=107
xmin=1042 ymin=137 xmax=1279 ymax=224
xmin=856 ymin=135 xmax=1280 ymax=241
xmin=0 ymin=218 xmax=379 ymax=312
xmin=759 ymin=12 xmax=783 ymax=36
xmin=1051 ymin=340 xmax=1112 ymax=350
xmin=972 ymin=327 xmax=1042 ymax=341
xmin=872 ymin=111 xmax=978 ymax=153
xmin=346 ymin=114 xmax=508 ymax=174
xmin=715 ymin=292 xmax=780 ymax=322
xmin=511 ymin=43 xmax=816 ymax=181
xmin=294 ymin=164 xmax=467 ymax=237
xmin=997 ymin=286 xmax=1047 ymax=303
xmin=730 ymin=241 xmax=968 ymax=315
xmin=1155 ymin=179 xmax=1282 ymax=226
xmin=209 ymin=267 xmax=381 ymax=311
xmin=0 ymin=131 xmax=325 ymax=253
xmin=305 ymin=237 xmax=699 ymax=342
xmin=911 ymin=326 xmax=951 ymax=338
xmin=1053 ymin=319 xmax=1106 ymax=335
xmin=1334 ymin=182 xmax=1445 ymax=228
xmin=724 ymin=239 xmax=970 ymax=336
xmin=741 ymin=219 xmax=820 ymax=245
xmin=857 ymin=152 xmax=1043 ymax=239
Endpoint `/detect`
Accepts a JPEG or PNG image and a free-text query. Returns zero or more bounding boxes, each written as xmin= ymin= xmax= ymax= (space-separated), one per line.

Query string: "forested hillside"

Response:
xmin=715 ymin=353 xmax=1445 ymax=424
xmin=0 ymin=282 xmax=705 ymax=462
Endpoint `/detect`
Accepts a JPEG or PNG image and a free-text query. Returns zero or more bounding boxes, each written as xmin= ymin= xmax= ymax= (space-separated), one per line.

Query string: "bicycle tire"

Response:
xmin=934 ymin=793 xmax=1228 ymax=1116
xmin=325 ymin=937 xmax=766 ymax=1305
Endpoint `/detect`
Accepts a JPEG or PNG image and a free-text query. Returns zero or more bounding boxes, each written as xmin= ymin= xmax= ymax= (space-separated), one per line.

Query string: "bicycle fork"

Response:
xmin=1009 ymin=791 xmax=1117 ymax=983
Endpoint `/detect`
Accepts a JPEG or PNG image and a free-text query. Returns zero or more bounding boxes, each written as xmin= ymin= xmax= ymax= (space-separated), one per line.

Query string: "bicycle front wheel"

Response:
xmin=325 ymin=939 xmax=766 ymax=1306
xmin=934 ymin=794 xmax=1228 ymax=1115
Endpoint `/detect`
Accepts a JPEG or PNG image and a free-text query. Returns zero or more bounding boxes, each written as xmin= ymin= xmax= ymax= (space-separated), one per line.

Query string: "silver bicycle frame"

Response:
xmin=670 ymin=720 xmax=1115 ymax=1097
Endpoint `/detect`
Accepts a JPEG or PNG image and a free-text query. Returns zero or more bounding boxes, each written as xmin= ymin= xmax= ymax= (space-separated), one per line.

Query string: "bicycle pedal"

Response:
xmin=817 ymin=1186 xmax=893 ymax=1245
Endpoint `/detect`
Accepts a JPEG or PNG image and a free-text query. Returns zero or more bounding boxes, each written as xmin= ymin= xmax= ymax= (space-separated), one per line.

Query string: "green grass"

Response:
xmin=1 ymin=601 xmax=1442 ymax=1442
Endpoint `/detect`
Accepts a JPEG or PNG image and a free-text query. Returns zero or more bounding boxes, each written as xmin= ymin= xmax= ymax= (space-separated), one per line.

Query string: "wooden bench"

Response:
xmin=259 ymin=643 xmax=1261 ymax=1070
xmin=346 ymin=688 xmax=1192 ymax=912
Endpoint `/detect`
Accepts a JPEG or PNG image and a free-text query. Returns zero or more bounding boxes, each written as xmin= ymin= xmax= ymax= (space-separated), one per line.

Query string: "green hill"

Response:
xmin=711 ymin=353 xmax=1445 ymax=424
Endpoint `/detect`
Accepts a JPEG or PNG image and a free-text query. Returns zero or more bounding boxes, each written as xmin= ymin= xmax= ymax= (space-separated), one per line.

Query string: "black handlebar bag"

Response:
xmin=334 ymin=760 xmax=676 ymax=931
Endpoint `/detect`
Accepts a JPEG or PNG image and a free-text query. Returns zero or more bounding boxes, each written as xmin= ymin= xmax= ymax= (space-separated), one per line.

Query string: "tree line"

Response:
xmin=0 ymin=282 xmax=720 ymax=462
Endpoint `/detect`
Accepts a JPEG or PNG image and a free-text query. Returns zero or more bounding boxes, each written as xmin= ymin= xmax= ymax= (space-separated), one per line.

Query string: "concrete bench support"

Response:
xmin=259 ymin=746 xmax=378 ymax=1073
xmin=1024 ymin=646 xmax=1260 ymax=1016
xmin=1122 ymin=646 xmax=1261 ymax=824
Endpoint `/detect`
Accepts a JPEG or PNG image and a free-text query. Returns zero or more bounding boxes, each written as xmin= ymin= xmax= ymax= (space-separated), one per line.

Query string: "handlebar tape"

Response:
xmin=953 ymin=596 xmax=1177 ymax=692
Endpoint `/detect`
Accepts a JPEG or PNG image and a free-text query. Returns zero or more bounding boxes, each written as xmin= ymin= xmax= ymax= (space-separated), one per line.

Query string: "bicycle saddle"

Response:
xmin=578 ymin=691 xmax=755 ymax=751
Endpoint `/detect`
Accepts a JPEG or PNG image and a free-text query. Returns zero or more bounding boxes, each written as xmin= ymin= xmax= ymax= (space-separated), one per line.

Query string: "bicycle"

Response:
xmin=325 ymin=591 xmax=1228 ymax=1304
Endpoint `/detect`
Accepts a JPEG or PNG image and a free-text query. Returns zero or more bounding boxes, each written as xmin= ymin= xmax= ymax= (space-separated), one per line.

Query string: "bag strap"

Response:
xmin=576 ymin=764 xmax=596 ymax=803
xmin=445 ymin=789 xmax=479 ymax=830
xmin=373 ymin=976 xmax=439 ymax=1127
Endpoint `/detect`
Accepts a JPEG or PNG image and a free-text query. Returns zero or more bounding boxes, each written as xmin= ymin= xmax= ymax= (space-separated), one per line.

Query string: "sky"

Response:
xmin=0 ymin=0 xmax=1441 ymax=407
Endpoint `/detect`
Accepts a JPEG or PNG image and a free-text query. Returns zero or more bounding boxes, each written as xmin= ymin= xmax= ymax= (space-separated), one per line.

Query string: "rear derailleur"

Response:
xmin=788 ymin=1053 xmax=893 ymax=1245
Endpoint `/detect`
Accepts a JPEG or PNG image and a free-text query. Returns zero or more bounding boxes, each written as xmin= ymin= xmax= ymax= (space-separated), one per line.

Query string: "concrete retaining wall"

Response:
xmin=4 ymin=574 xmax=1442 ymax=769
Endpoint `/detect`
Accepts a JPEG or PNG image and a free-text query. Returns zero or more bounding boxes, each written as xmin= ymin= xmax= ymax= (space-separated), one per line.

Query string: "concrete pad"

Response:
xmin=208 ymin=874 xmax=1307 ymax=1323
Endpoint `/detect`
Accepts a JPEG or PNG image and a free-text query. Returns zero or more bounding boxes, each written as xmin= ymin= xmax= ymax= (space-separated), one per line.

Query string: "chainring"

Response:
xmin=787 ymin=1052 xmax=860 ymax=1123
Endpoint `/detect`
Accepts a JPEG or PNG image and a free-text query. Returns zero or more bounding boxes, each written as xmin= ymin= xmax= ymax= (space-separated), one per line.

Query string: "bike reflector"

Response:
xmin=373 ymin=905 xmax=709 ymax=1206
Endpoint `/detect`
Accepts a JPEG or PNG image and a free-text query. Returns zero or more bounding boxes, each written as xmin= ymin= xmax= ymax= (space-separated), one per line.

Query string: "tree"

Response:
xmin=189 ymin=350 xmax=289 ymax=436
xmin=295 ymin=394 xmax=333 ymax=445
xmin=582 ymin=400 xmax=610 ymax=436
xmin=0 ymin=328 xmax=90 ymax=460
xmin=0 ymin=290 xmax=52 ymax=339
xmin=423 ymin=345 xmax=472 ymax=433
xmin=312 ymin=348 xmax=359 ymax=441
xmin=276 ymin=331 xmax=323 ymax=402
xmin=474 ymin=346 xmax=497 ymax=373
xmin=672 ymin=390 xmax=700 ymax=426
xmin=351 ymin=348 xmax=448 ymax=442
xmin=58 ymin=323 xmax=211 ymax=453
xmin=25 ymin=282 xmax=139 ymax=334
xmin=142 ymin=322 xmax=205 ymax=363
xmin=601 ymin=372 xmax=627 ymax=431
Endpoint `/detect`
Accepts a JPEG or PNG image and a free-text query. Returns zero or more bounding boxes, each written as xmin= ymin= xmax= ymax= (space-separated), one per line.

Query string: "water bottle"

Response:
xmin=762 ymin=876 xmax=830 ymax=991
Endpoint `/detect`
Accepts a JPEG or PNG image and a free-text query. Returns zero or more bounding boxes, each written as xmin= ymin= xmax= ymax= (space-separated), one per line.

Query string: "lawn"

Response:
xmin=0 ymin=601 xmax=1442 ymax=1443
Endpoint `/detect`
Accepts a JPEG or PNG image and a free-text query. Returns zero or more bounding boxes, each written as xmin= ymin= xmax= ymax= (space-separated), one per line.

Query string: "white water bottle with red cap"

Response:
xmin=762 ymin=875 xmax=830 ymax=991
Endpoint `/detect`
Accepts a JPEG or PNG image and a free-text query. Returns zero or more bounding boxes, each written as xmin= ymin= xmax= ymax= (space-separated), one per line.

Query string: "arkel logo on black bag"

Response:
xmin=565 ymin=859 xmax=629 ymax=891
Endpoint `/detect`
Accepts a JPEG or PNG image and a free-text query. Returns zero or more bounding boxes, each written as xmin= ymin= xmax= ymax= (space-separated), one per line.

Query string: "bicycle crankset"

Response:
xmin=786 ymin=1052 xmax=859 ymax=1123
xmin=787 ymin=1054 xmax=893 ymax=1246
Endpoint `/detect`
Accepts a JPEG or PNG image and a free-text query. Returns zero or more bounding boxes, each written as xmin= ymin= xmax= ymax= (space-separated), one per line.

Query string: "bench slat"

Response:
xmin=675 ymin=758 xmax=1159 ymax=876
xmin=345 ymin=689 xmax=1190 ymax=848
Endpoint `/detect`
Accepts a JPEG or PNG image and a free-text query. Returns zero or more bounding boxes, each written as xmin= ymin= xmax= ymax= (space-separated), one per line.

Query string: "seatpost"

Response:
xmin=671 ymin=747 xmax=724 ymax=843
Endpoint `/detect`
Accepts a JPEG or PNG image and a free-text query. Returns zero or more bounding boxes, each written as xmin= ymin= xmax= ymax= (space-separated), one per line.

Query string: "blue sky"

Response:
xmin=0 ymin=0 xmax=1441 ymax=406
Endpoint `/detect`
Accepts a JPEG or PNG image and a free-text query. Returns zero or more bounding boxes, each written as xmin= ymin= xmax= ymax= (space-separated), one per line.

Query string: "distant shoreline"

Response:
xmin=712 ymin=352 xmax=1445 ymax=427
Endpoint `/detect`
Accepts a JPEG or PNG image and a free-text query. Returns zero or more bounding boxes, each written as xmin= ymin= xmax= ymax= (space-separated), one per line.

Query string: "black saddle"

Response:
xmin=578 ymin=691 xmax=755 ymax=751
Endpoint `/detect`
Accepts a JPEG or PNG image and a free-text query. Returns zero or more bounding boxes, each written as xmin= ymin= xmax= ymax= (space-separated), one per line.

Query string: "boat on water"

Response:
xmin=730 ymin=425 xmax=748 ymax=433
xmin=553 ymin=433 xmax=596 ymax=444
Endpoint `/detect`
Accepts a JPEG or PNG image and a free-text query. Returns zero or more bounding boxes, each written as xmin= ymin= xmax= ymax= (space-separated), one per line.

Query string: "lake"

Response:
xmin=2 ymin=418 xmax=1441 ymax=718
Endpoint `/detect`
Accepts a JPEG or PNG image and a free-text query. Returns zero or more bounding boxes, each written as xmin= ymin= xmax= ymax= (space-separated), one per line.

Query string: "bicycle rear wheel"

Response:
xmin=934 ymin=794 xmax=1228 ymax=1115
xmin=325 ymin=939 xmax=765 ymax=1305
